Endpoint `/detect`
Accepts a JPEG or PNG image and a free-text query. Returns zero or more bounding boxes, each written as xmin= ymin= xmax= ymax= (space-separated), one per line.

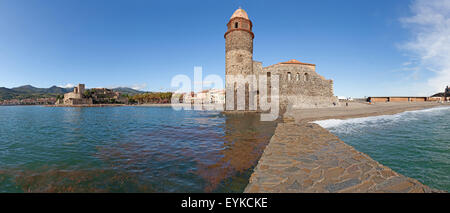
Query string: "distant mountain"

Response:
xmin=0 ymin=85 xmax=145 ymax=100
xmin=0 ymin=85 xmax=73 ymax=100
xmin=47 ymin=86 xmax=73 ymax=94
xmin=11 ymin=85 xmax=46 ymax=93
xmin=0 ymin=87 xmax=18 ymax=100
xmin=112 ymin=87 xmax=146 ymax=95
xmin=11 ymin=85 xmax=73 ymax=94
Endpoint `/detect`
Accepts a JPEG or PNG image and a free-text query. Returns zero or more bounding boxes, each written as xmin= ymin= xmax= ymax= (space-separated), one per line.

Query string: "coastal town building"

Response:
xmin=369 ymin=86 xmax=450 ymax=103
xmin=183 ymin=92 xmax=195 ymax=104
xmin=368 ymin=96 xmax=426 ymax=103
xmin=225 ymin=8 xmax=338 ymax=111
xmin=183 ymin=89 xmax=225 ymax=104
xmin=0 ymin=97 xmax=56 ymax=105
xmin=208 ymin=89 xmax=226 ymax=104
xmin=368 ymin=96 xmax=448 ymax=103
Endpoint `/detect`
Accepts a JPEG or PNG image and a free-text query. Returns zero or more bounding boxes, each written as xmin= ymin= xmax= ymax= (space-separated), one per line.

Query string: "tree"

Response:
xmin=129 ymin=92 xmax=173 ymax=104
xmin=84 ymin=90 xmax=92 ymax=98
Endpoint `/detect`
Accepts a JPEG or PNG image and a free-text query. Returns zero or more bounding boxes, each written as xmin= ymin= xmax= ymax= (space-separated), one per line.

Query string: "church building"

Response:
xmin=225 ymin=8 xmax=338 ymax=111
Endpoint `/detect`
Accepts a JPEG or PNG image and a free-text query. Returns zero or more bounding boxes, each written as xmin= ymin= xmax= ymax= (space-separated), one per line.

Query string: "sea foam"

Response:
xmin=313 ymin=106 xmax=450 ymax=130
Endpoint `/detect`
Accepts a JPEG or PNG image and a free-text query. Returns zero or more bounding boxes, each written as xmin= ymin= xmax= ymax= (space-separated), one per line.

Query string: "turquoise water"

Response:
xmin=315 ymin=106 xmax=450 ymax=191
xmin=0 ymin=106 xmax=277 ymax=192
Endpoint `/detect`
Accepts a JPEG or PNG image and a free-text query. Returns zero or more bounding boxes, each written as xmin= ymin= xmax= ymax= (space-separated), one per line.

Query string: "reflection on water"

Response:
xmin=197 ymin=113 xmax=278 ymax=192
xmin=0 ymin=106 xmax=278 ymax=192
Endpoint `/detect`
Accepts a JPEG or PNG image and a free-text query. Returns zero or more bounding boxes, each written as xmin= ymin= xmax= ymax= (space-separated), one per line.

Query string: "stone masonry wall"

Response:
xmin=225 ymin=21 xmax=254 ymax=110
xmin=254 ymin=63 xmax=337 ymax=109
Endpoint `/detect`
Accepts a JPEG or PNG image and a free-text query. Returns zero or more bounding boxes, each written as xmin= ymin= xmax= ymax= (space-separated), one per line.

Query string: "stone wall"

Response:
xmin=64 ymin=92 xmax=82 ymax=100
xmin=255 ymin=63 xmax=338 ymax=109
xmin=63 ymin=84 xmax=85 ymax=100
xmin=63 ymin=97 xmax=93 ymax=105
xmin=225 ymin=31 xmax=253 ymax=54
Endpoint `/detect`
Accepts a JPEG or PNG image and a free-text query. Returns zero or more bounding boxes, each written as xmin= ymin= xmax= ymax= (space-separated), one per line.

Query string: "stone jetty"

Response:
xmin=245 ymin=121 xmax=441 ymax=193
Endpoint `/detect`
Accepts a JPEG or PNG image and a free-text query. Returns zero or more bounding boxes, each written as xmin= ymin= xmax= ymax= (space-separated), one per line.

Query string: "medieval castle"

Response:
xmin=225 ymin=8 xmax=337 ymax=111
xmin=55 ymin=84 xmax=128 ymax=105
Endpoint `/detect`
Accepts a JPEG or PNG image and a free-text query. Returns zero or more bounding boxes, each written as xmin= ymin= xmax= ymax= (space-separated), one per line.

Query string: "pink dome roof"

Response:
xmin=230 ymin=8 xmax=249 ymax=20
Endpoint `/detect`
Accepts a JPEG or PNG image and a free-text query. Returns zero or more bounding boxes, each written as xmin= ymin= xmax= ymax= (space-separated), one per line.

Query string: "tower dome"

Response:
xmin=230 ymin=8 xmax=249 ymax=20
xmin=224 ymin=8 xmax=254 ymax=39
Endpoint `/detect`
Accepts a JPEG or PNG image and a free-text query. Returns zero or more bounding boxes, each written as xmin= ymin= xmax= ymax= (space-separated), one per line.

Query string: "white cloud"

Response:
xmin=58 ymin=83 xmax=75 ymax=88
xmin=400 ymin=0 xmax=450 ymax=95
xmin=104 ymin=83 xmax=148 ymax=91
xmin=130 ymin=83 xmax=148 ymax=91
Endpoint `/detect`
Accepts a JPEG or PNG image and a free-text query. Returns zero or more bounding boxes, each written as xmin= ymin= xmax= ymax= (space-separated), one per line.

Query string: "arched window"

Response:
xmin=296 ymin=73 xmax=299 ymax=81
xmin=304 ymin=73 xmax=309 ymax=81
xmin=234 ymin=22 xmax=239 ymax=28
xmin=287 ymin=72 xmax=291 ymax=81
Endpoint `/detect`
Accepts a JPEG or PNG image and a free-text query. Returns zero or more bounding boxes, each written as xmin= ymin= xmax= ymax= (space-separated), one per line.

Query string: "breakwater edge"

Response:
xmin=245 ymin=102 xmax=449 ymax=192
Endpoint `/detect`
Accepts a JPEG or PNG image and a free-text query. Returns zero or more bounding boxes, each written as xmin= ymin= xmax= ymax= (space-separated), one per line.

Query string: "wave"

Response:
xmin=313 ymin=106 xmax=450 ymax=129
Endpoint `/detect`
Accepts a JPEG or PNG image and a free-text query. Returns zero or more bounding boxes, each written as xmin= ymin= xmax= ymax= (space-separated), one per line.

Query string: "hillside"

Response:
xmin=0 ymin=85 xmax=145 ymax=100
xmin=0 ymin=85 xmax=73 ymax=100
xmin=112 ymin=87 xmax=145 ymax=95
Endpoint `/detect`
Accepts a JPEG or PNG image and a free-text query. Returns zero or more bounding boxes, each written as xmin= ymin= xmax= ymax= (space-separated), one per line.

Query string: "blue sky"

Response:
xmin=0 ymin=0 xmax=449 ymax=97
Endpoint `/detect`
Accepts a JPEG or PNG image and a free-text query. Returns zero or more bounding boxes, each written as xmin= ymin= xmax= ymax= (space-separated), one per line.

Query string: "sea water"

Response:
xmin=0 ymin=106 xmax=277 ymax=192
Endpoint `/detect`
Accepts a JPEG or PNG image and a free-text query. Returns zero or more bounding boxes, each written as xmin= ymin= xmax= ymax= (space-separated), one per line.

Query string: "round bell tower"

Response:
xmin=225 ymin=8 xmax=254 ymax=110
xmin=225 ymin=8 xmax=254 ymax=76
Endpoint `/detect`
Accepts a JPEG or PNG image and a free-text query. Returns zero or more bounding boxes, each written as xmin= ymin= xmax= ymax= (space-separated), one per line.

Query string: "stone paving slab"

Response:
xmin=245 ymin=122 xmax=443 ymax=193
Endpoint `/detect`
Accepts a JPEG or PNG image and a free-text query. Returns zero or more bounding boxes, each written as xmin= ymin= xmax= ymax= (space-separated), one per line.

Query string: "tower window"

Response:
xmin=304 ymin=73 xmax=309 ymax=81
xmin=234 ymin=22 xmax=238 ymax=28
xmin=296 ymin=73 xmax=299 ymax=81
xmin=287 ymin=72 xmax=291 ymax=81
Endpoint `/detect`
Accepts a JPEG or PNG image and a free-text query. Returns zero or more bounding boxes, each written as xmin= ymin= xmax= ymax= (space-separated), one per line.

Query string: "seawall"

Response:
xmin=245 ymin=122 xmax=441 ymax=193
xmin=245 ymin=103 xmax=447 ymax=193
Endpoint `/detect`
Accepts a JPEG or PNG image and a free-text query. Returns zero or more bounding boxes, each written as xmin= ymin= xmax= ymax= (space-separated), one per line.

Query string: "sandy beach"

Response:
xmin=286 ymin=101 xmax=449 ymax=122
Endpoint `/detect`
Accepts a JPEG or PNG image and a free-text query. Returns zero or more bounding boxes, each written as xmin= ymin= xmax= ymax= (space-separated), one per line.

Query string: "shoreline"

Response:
xmin=42 ymin=103 xmax=217 ymax=108
xmin=286 ymin=101 xmax=449 ymax=122
xmin=245 ymin=102 xmax=448 ymax=193
xmin=16 ymin=101 xmax=449 ymax=113
xmin=44 ymin=103 xmax=175 ymax=107
xmin=46 ymin=104 xmax=126 ymax=107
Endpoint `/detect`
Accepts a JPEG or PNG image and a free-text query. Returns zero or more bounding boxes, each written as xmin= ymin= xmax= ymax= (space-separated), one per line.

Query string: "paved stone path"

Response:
xmin=245 ymin=122 xmax=442 ymax=193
